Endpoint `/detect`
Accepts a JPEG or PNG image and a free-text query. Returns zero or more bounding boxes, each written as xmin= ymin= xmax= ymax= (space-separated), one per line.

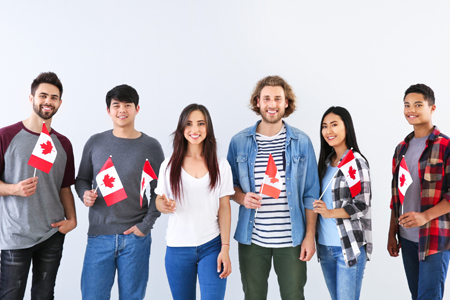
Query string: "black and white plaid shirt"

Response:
xmin=325 ymin=150 xmax=373 ymax=267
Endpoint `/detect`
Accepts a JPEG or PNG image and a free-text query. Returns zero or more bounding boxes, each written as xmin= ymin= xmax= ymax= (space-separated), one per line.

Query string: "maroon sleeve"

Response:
xmin=53 ymin=131 xmax=76 ymax=188
xmin=0 ymin=122 xmax=24 ymax=176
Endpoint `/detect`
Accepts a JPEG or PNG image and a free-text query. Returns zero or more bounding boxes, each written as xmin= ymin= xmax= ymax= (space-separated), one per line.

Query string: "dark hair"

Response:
xmin=31 ymin=72 xmax=63 ymax=97
xmin=404 ymin=83 xmax=435 ymax=105
xmin=106 ymin=84 xmax=139 ymax=108
xmin=318 ymin=106 xmax=368 ymax=187
xmin=249 ymin=76 xmax=296 ymax=117
xmin=168 ymin=104 xmax=220 ymax=200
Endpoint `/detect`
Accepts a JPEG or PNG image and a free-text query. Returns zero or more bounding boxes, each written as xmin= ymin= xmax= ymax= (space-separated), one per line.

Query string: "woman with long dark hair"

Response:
xmin=313 ymin=106 xmax=372 ymax=300
xmin=155 ymin=104 xmax=234 ymax=300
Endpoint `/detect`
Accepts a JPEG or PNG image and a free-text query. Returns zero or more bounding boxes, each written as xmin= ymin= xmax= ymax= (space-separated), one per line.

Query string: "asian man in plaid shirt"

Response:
xmin=387 ymin=84 xmax=450 ymax=300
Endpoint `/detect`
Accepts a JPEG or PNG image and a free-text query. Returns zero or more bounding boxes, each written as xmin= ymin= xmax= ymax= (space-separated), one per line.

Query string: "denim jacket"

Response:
xmin=227 ymin=121 xmax=320 ymax=246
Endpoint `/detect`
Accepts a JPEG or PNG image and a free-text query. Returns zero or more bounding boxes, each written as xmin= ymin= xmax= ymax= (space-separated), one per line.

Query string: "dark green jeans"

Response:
xmin=239 ymin=243 xmax=307 ymax=300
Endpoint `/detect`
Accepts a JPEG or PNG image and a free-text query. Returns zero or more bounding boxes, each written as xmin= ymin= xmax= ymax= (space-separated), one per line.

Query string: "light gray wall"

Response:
xmin=1 ymin=1 xmax=449 ymax=299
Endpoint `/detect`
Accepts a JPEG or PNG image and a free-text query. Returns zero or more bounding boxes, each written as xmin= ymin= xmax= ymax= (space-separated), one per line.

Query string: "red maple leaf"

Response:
xmin=40 ymin=140 xmax=53 ymax=155
xmin=141 ymin=177 xmax=146 ymax=190
xmin=103 ymin=174 xmax=115 ymax=188
xmin=400 ymin=174 xmax=406 ymax=187
xmin=270 ymin=177 xmax=279 ymax=184
xmin=348 ymin=166 xmax=356 ymax=180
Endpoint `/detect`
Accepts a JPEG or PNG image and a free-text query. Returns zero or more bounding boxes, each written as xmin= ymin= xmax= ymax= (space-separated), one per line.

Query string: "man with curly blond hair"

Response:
xmin=227 ymin=75 xmax=320 ymax=299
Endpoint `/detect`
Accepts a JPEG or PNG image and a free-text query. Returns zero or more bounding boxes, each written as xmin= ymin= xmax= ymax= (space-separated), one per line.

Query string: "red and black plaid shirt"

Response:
xmin=391 ymin=126 xmax=450 ymax=260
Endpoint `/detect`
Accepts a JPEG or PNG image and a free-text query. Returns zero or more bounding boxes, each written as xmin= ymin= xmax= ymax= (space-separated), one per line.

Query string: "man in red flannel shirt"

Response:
xmin=388 ymin=83 xmax=450 ymax=300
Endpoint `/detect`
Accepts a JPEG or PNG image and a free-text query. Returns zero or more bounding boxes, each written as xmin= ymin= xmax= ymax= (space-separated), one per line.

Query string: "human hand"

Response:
xmin=15 ymin=177 xmax=38 ymax=197
xmin=299 ymin=235 xmax=315 ymax=261
xmin=387 ymin=234 xmax=401 ymax=257
xmin=399 ymin=212 xmax=428 ymax=228
xmin=83 ymin=189 xmax=97 ymax=207
xmin=243 ymin=192 xmax=262 ymax=209
xmin=51 ymin=219 xmax=77 ymax=234
xmin=217 ymin=248 xmax=232 ymax=279
xmin=157 ymin=194 xmax=176 ymax=214
xmin=313 ymin=199 xmax=331 ymax=218
xmin=123 ymin=225 xmax=145 ymax=236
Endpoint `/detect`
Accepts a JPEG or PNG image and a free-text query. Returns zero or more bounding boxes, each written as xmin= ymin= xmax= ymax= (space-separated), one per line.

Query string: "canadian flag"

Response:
xmin=337 ymin=149 xmax=361 ymax=197
xmin=259 ymin=154 xmax=282 ymax=199
xmin=398 ymin=156 xmax=413 ymax=205
xmin=140 ymin=159 xmax=158 ymax=208
xmin=27 ymin=122 xmax=57 ymax=173
xmin=96 ymin=156 xmax=127 ymax=206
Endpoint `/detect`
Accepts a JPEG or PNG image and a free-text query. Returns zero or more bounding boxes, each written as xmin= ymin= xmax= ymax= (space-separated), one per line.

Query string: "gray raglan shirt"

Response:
xmin=0 ymin=122 xmax=75 ymax=250
xmin=75 ymin=130 xmax=164 ymax=236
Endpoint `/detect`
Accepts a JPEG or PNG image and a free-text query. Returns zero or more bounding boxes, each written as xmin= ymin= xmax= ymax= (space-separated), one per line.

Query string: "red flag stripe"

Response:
xmin=265 ymin=154 xmax=277 ymax=178
xmin=104 ymin=188 xmax=127 ymax=206
xmin=143 ymin=160 xmax=158 ymax=179
xmin=261 ymin=183 xmax=281 ymax=199
xmin=28 ymin=155 xmax=53 ymax=174
xmin=99 ymin=157 xmax=114 ymax=173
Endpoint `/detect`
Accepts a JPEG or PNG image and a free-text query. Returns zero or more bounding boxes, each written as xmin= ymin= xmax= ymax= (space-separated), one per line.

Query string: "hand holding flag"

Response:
xmin=140 ymin=159 xmax=158 ymax=208
xmin=95 ymin=156 xmax=128 ymax=206
xmin=28 ymin=122 xmax=58 ymax=174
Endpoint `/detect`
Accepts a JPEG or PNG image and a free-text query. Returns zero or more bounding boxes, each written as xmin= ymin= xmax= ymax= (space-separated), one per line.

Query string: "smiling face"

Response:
xmin=322 ymin=112 xmax=347 ymax=151
xmin=257 ymin=85 xmax=288 ymax=125
xmin=184 ymin=110 xmax=207 ymax=146
xmin=404 ymin=92 xmax=435 ymax=126
xmin=30 ymin=83 xmax=61 ymax=120
xmin=107 ymin=99 xmax=140 ymax=129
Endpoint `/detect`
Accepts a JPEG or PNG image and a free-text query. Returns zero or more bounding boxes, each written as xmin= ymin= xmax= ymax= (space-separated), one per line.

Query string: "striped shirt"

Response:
xmin=251 ymin=125 xmax=293 ymax=248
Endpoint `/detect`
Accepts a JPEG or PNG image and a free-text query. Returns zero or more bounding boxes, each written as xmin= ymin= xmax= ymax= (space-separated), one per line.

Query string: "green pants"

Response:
xmin=239 ymin=243 xmax=307 ymax=300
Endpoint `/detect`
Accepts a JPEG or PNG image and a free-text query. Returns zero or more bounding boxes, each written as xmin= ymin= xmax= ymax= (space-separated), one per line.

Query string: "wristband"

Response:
xmin=222 ymin=244 xmax=230 ymax=246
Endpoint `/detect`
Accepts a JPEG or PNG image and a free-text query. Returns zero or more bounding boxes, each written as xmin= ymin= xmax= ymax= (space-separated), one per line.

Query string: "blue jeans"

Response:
xmin=318 ymin=244 xmax=366 ymax=300
xmin=0 ymin=231 xmax=65 ymax=300
xmin=400 ymin=237 xmax=450 ymax=300
xmin=81 ymin=233 xmax=151 ymax=300
xmin=165 ymin=235 xmax=226 ymax=300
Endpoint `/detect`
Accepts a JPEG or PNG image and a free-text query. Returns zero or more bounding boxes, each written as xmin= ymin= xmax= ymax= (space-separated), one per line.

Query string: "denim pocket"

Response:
xmin=236 ymin=155 xmax=248 ymax=179
xmin=131 ymin=232 xmax=147 ymax=239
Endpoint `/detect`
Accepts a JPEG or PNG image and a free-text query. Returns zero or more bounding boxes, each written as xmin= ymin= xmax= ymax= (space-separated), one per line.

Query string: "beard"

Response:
xmin=260 ymin=108 xmax=285 ymax=124
xmin=33 ymin=100 xmax=58 ymax=120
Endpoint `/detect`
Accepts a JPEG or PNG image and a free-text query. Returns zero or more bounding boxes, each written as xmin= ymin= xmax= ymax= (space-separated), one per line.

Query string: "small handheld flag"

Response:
xmin=95 ymin=156 xmax=127 ymax=206
xmin=337 ymin=149 xmax=361 ymax=198
xmin=259 ymin=154 xmax=282 ymax=199
xmin=27 ymin=122 xmax=57 ymax=173
xmin=398 ymin=156 xmax=413 ymax=205
xmin=254 ymin=154 xmax=281 ymax=227
xmin=140 ymin=159 xmax=158 ymax=208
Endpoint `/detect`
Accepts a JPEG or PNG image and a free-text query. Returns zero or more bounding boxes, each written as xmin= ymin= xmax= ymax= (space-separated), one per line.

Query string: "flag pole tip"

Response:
xmin=146 ymin=159 xmax=148 ymax=161
xmin=109 ymin=155 xmax=112 ymax=157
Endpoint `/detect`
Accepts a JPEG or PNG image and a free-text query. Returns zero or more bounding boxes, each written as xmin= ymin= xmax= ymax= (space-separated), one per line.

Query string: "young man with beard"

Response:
xmin=0 ymin=72 xmax=77 ymax=299
xmin=227 ymin=76 xmax=320 ymax=299
xmin=75 ymin=84 xmax=164 ymax=300
xmin=388 ymin=84 xmax=450 ymax=300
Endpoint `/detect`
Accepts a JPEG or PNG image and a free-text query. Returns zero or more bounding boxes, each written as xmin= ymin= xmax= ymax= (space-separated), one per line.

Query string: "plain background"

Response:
xmin=1 ymin=1 xmax=450 ymax=299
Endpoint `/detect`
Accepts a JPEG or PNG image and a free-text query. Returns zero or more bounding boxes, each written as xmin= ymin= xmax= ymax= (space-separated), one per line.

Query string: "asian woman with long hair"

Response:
xmin=313 ymin=106 xmax=372 ymax=300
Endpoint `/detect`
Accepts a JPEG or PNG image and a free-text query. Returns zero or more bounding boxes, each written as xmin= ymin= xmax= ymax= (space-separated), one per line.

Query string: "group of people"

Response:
xmin=0 ymin=72 xmax=448 ymax=300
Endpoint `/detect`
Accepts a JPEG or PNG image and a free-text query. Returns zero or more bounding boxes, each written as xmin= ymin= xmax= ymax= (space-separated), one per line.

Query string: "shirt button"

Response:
xmin=250 ymin=221 xmax=252 ymax=223
xmin=251 ymin=163 xmax=253 ymax=165
xmin=287 ymin=178 xmax=289 ymax=180
xmin=289 ymin=192 xmax=291 ymax=195
xmin=290 ymin=207 xmax=293 ymax=209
